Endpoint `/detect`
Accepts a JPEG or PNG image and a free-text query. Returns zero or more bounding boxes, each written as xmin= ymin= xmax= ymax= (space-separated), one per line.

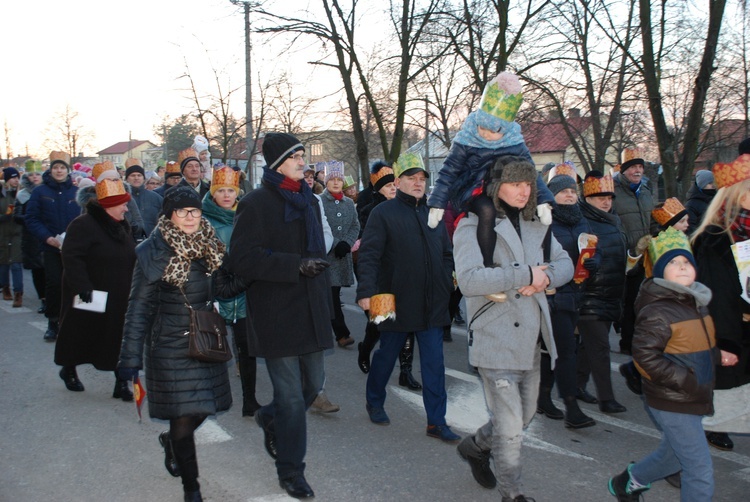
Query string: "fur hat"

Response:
xmin=583 ymin=170 xmax=615 ymax=197
xmin=162 ymin=185 xmax=202 ymax=218
xmin=370 ymin=162 xmax=395 ymax=192
xmin=652 ymin=198 xmax=687 ymax=229
xmin=49 ymin=151 xmax=71 ymax=171
xmin=262 ymin=133 xmax=304 ymax=171
xmin=476 ymin=72 xmax=524 ymax=131
xmin=210 ymin=167 xmax=241 ymax=196
xmin=648 ymin=227 xmax=696 ymax=279
xmin=486 ymin=155 xmax=538 ymax=220
xmin=178 ymin=148 xmax=200 ymax=173
xmin=694 ymin=170 xmax=714 ymax=190
xmin=713 ymin=154 xmax=750 ymax=189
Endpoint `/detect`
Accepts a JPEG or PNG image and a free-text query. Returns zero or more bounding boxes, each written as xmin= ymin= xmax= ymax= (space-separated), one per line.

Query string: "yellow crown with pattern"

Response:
xmin=548 ymin=162 xmax=578 ymax=182
xmin=178 ymin=148 xmax=199 ymax=165
xmin=210 ymin=167 xmax=241 ymax=196
xmin=583 ymin=172 xmax=614 ymax=197
xmin=393 ymin=152 xmax=427 ymax=178
xmin=652 ymin=198 xmax=687 ymax=227
xmin=479 ymin=72 xmax=524 ymax=122
xmin=713 ymin=154 xmax=750 ymax=189
xmin=647 ymin=227 xmax=693 ymax=274
xmin=621 ymin=147 xmax=643 ymax=164
xmin=95 ymin=177 xmax=127 ymax=200
xmin=92 ymin=160 xmax=117 ymax=181
xmin=165 ymin=161 xmax=181 ymax=174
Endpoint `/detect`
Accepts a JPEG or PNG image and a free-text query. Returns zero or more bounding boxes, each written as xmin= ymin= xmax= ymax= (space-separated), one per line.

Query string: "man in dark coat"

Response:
xmin=177 ymin=148 xmax=210 ymax=199
xmin=356 ymin=153 xmax=460 ymax=442
xmin=124 ymin=158 xmax=163 ymax=237
xmin=225 ymin=132 xmax=333 ymax=499
xmin=25 ymin=151 xmax=81 ymax=341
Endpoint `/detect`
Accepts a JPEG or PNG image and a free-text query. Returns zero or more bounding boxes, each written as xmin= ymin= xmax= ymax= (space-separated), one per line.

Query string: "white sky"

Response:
xmin=2 ymin=0 xmax=326 ymax=158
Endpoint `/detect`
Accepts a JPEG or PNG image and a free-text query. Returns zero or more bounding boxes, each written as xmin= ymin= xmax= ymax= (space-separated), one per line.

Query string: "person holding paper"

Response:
xmin=54 ymin=168 xmax=136 ymax=399
xmin=690 ymin=154 xmax=750 ymax=452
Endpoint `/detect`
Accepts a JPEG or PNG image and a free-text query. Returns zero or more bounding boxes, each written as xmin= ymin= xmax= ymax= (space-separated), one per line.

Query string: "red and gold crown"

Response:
xmin=548 ymin=162 xmax=578 ymax=181
xmin=210 ymin=167 xmax=241 ymax=196
xmin=49 ymin=151 xmax=71 ymax=166
xmin=95 ymin=176 xmax=131 ymax=210
xmin=583 ymin=173 xmax=615 ymax=197
xmin=165 ymin=161 xmax=181 ymax=174
xmin=713 ymin=154 xmax=750 ymax=189
xmin=124 ymin=158 xmax=141 ymax=168
xmin=652 ymin=198 xmax=687 ymax=227
xmin=622 ymin=147 xmax=643 ymax=163
xmin=178 ymin=148 xmax=199 ymax=165
xmin=92 ymin=160 xmax=117 ymax=181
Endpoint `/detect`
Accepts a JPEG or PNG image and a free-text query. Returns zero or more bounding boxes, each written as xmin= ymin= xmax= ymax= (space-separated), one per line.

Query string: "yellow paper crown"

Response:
xmin=583 ymin=173 xmax=614 ymax=197
xmin=92 ymin=160 xmax=116 ymax=181
xmin=178 ymin=148 xmax=199 ymax=165
xmin=210 ymin=167 xmax=241 ymax=195
xmin=648 ymin=227 xmax=693 ymax=273
xmin=49 ymin=151 xmax=71 ymax=166
xmin=393 ymin=152 xmax=426 ymax=178
xmin=621 ymin=147 xmax=643 ymax=163
xmin=342 ymin=175 xmax=356 ymax=190
xmin=124 ymin=158 xmax=141 ymax=169
xmin=479 ymin=72 xmax=524 ymax=122
xmin=96 ymin=177 xmax=127 ymax=200
xmin=713 ymin=154 xmax=750 ymax=189
xmin=652 ymin=198 xmax=687 ymax=227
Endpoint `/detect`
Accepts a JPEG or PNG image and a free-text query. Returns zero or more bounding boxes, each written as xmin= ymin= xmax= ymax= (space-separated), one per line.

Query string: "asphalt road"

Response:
xmin=1 ymin=269 xmax=749 ymax=501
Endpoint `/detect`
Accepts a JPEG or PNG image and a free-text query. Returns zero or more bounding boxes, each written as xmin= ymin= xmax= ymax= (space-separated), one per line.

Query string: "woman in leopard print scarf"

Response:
xmin=157 ymin=213 xmax=225 ymax=288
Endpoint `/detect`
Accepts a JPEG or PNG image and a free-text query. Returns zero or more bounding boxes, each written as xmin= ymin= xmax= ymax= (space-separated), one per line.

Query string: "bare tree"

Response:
xmin=44 ymin=105 xmax=95 ymax=157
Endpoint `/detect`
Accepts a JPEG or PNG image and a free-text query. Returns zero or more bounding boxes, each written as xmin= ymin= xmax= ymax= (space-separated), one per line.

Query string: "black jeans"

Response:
xmin=577 ymin=319 xmax=615 ymax=401
xmin=330 ymin=286 xmax=350 ymax=340
xmin=541 ymin=308 xmax=579 ymax=398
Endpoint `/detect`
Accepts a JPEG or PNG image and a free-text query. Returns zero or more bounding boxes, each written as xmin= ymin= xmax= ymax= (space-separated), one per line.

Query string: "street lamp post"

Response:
xmin=231 ymin=0 xmax=255 ymax=187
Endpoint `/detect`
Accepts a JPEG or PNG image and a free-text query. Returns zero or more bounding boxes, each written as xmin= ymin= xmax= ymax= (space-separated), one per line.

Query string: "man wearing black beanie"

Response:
xmin=224 ymin=132 xmax=332 ymax=499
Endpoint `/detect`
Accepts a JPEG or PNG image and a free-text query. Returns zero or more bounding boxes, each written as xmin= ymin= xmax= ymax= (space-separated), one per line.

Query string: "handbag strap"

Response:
xmin=179 ymin=287 xmax=195 ymax=312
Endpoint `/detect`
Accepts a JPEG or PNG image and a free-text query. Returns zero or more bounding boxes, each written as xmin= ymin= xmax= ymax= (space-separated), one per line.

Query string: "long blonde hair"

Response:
xmin=690 ymin=178 xmax=750 ymax=245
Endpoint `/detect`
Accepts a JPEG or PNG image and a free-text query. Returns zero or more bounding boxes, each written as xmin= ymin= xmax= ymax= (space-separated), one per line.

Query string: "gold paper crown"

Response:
xmin=479 ymin=72 xmax=524 ymax=122
xmin=49 ymin=151 xmax=71 ymax=166
xmin=622 ymin=147 xmax=643 ymax=163
xmin=92 ymin=160 xmax=116 ymax=181
xmin=370 ymin=166 xmax=394 ymax=187
xmin=713 ymin=154 xmax=750 ymax=189
xmin=393 ymin=152 xmax=426 ymax=178
xmin=647 ymin=227 xmax=693 ymax=273
xmin=210 ymin=167 xmax=241 ymax=195
xmin=548 ymin=163 xmax=578 ymax=181
xmin=124 ymin=158 xmax=141 ymax=169
xmin=165 ymin=161 xmax=180 ymax=174
xmin=96 ymin=178 xmax=127 ymax=200
xmin=583 ymin=173 xmax=615 ymax=197
xmin=178 ymin=148 xmax=199 ymax=165
xmin=652 ymin=197 xmax=687 ymax=227
xmin=24 ymin=159 xmax=43 ymax=173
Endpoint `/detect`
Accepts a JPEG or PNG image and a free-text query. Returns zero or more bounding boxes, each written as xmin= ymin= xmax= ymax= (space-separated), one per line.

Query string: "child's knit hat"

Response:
xmin=648 ymin=227 xmax=696 ymax=279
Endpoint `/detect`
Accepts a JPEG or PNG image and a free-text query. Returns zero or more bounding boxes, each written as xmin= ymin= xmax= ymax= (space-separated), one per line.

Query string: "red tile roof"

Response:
xmin=521 ymin=116 xmax=593 ymax=154
xmin=97 ymin=140 xmax=153 ymax=155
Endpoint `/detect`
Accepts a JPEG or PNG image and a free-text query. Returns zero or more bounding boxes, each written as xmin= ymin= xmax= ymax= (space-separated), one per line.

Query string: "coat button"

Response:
xmin=337 ymin=212 xmax=342 ymax=217
xmin=335 ymin=200 xmax=340 ymax=204
xmin=515 ymin=293 xmax=520 ymax=299
xmin=337 ymin=226 xmax=342 ymax=230
xmin=514 ymin=322 xmax=520 ymax=327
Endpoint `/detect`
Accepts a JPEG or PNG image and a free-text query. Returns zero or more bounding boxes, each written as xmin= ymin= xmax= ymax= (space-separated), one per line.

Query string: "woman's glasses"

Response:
xmin=173 ymin=208 xmax=202 ymax=218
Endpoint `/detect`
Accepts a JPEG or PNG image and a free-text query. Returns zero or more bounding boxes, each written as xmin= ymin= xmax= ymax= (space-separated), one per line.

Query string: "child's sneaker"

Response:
xmin=608 ymin=464 xmax=649 ymax=501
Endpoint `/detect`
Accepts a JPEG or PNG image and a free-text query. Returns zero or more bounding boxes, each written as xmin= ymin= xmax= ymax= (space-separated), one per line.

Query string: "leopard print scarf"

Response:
xmin=157 ymin=215 xmax=226 ymax=288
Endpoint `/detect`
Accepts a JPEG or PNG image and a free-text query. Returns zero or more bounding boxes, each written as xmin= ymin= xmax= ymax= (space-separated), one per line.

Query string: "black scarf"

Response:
xmin=553 ymin=203 xmax=583 ymax=227
xmin=262 ymin=167 xmax=325 ymax=253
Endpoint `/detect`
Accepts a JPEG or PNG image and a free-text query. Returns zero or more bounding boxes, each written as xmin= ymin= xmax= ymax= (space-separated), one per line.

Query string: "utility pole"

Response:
xmin=424 ymin=96 xmax=430 ymax=177
xmin=231 ymin=1 xmax=255 ymax=187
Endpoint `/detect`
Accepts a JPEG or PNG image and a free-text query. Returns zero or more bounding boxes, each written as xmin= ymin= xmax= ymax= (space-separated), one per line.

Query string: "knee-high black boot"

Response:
xmin=358 ymin=316 xmax=380 ymax=374
xmin=172 ymin=435 xmax=202 ymax=501
xmin=238 ymin=355 xmax=261 ymax=416
xmin=399 ymin=333 xmax=422 ymax=390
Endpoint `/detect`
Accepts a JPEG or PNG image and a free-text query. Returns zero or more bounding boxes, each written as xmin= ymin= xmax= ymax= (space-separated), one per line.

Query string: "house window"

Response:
xmin=310 ymin=144 xmax=323 ymax=157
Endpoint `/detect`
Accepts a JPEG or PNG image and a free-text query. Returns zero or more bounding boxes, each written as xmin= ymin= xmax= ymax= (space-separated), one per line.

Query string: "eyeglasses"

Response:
xmin=289 ymin=152 xmax=305 ymax=162
xmin=173 ymin=208 xmax=202 ymax=218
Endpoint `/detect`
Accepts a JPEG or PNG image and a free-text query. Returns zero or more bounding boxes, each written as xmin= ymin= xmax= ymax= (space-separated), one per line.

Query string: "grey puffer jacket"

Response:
xmin=118 ymin=229 xmax=232 ymax=419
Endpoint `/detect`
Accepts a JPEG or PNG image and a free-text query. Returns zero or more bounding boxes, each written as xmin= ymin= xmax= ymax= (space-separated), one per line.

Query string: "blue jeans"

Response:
xmin=474 ymin=348 xmax=541 ymax=500
xmin=630 ymin=405 xmax=714 ymax=501
xmin=0 ymin=262 xmax=23 ymax=293
xmin=260 ymin=350 xmax=325 ymax=480
xmin=366 ymin=327 xmax=448 ymax=426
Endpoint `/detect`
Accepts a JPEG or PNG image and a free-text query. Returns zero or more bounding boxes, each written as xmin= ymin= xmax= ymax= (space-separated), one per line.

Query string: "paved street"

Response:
xmin=2 ymin=269 xmax=749 ymax=501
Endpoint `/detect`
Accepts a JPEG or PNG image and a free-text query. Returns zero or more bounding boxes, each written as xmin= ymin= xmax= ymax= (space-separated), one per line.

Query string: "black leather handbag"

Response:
xmin=180 ymin=289 xmax=232 ymax=363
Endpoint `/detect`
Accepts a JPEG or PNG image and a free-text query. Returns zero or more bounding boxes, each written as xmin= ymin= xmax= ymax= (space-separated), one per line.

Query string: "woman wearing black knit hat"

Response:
xmin=118 ymin=184 xmax=230 ymax=502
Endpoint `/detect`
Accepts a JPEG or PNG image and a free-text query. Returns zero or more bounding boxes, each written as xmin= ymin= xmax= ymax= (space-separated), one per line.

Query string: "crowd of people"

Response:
xmin=3 ymin=75 xmax=750 ymax=501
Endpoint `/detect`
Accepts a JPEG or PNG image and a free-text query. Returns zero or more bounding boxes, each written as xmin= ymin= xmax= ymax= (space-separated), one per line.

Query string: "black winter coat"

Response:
xmin=129 ymin=185 xmax=163 ymax=237
xmin=118 ymin=229 xmax=232 ymax=419
xmin=55 ymin=203 xmax=136 ymax=370
xmin=579 ymin=200 xmax=627 ymax=321
xmin=685 ymin=183 xmax=715 ymax=234
xmin=548 ymin=205 xmax=591 ymax=312
xmin=224 ymin=182 xmax=334 ymax=359
xmin=12 ymin=175 xmax=44 ymax=269
xmin=356 ymin=190 xmax=453 ymax=332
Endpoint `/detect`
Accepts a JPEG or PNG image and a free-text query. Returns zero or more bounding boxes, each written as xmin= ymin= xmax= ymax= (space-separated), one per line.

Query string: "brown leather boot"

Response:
xmin=12 ymin=292 xmax=22 ymax=308
xmin=2 ymin=286 xmax=11 ymax=301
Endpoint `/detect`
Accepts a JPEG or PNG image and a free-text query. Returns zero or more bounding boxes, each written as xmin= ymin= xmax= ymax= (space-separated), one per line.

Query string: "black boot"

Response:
xmin=399 ymin=334 xmax=422 ymax=391
xmin=357 ymin=320 xmax=380 ymax=374
xmin=238 ymin=355 xmax=261 ymax=417
xmin=44 ymin=319 xmax=58 ymax=342
xmin=536 ymin=387 xmax=563 ymax=420
xmin=173 ymin=435 xmax=201 ymax=499
xmin=563 ymin=396 xmax=595 ymax=429
xmin=159 ymin=431 xmax=181 ymax=477
xmin=37 ymin=298 xmax=46 ymax=314
xmin=59 ymin=366 xmax=84 ymax=392
xmin=113 ymin=374 xmax=134 ymax=402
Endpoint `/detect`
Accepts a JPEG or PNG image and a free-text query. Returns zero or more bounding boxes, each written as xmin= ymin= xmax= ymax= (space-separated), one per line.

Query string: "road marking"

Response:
xmin=30 ymin=321 xmax=47 ymax=331
xmin=195 ymin=417 xmax=232 ymax=444
xmin=0 ymin=303 xmax=32 ymax=314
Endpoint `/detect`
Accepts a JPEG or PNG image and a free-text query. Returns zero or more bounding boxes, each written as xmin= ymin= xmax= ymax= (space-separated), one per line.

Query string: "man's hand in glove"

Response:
xmin=299 ymin=258 xmax=330 ymax=278
xmin=428 ymin=208 xmax=444 ymax=229
xmin=582 ymin=258 xmax=599 ymax=273
xmin=333 ymin=241 xmax=351 ymax=259
xmin=78 ymin=290 xmax=93 ymax=303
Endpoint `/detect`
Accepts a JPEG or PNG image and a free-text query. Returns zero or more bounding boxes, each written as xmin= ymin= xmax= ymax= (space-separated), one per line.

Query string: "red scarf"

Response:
xmin=331 ymin=191 xmax=344 ymax=201
xmin=730 ymin=208 xmax=750 ymax=243
xmin=280 ymin=177 xmax=302 ymax=192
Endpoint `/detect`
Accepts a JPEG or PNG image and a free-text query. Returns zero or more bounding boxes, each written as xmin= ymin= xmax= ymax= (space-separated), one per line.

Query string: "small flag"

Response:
xmin=133 ymin=376 xmax=146 ymax=421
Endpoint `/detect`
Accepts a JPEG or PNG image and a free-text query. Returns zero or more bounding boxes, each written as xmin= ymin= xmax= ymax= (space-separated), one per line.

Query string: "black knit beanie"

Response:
xmin=162 ymin=185 xmax=202 ymax=218
xmin=125 ymin=165 xmax=145 ymax=179
xmin=547 ymin=174 xmax=577 ymax=195
xmin=263 ymin=132 xmax=304 ymax=171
